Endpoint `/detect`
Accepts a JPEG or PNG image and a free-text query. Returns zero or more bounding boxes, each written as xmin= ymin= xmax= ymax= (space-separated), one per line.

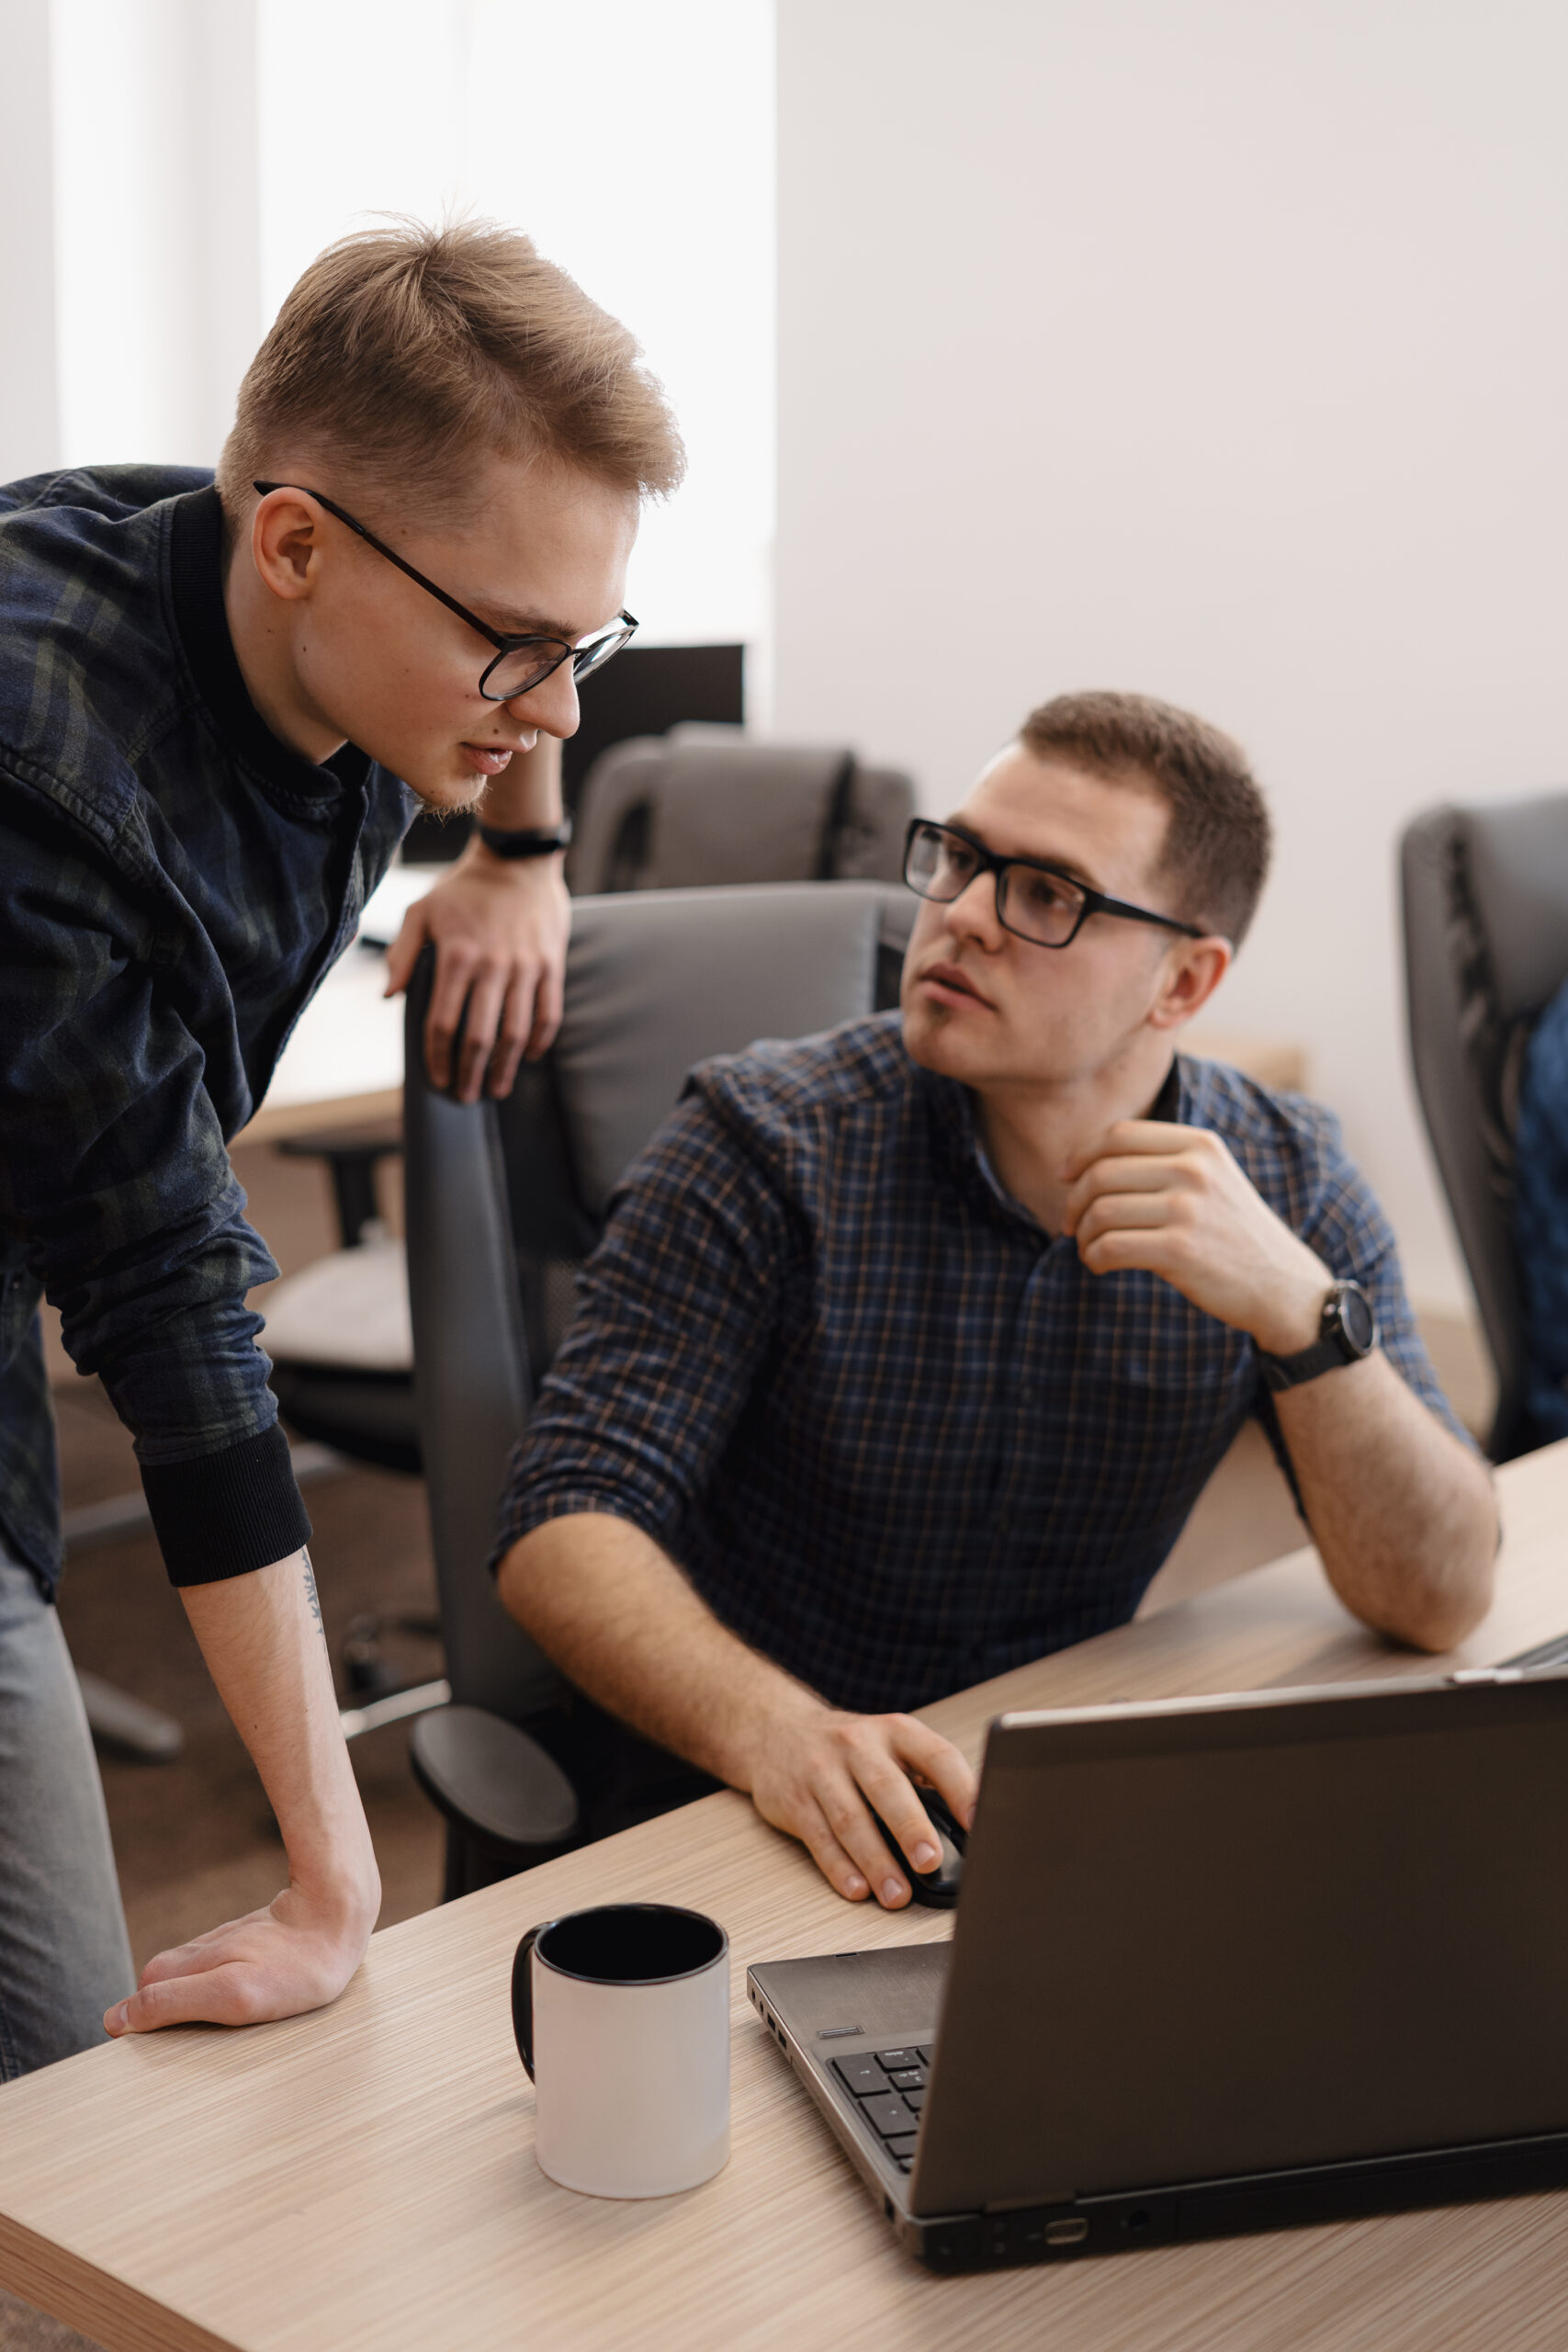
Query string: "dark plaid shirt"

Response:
xmin=502 ymin=1014 xmax=1469 ymax=1715
xmin=0 ymin=466 xmax=413 ymax=1594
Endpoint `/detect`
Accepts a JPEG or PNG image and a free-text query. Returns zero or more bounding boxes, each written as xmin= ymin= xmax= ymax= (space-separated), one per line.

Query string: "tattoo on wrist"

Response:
xmin=301 ymin=1549 xmax=327 ymax=1653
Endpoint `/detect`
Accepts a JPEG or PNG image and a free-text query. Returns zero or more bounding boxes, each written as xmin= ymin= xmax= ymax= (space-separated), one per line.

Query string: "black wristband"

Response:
xmin=141 ymin=1422 xmax=312 ymax=1586
xmin=475 ymin=820 xmax=572 ymax=860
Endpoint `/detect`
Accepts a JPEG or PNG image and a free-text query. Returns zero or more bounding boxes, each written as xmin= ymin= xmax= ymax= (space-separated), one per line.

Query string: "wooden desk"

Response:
xmin=5 ymin=1444 xmax=1565 ymax=2352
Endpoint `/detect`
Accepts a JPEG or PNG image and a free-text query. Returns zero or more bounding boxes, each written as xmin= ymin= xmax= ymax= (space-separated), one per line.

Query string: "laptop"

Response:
xmin=749 ymin=1667 xmax=1568 ymax=2270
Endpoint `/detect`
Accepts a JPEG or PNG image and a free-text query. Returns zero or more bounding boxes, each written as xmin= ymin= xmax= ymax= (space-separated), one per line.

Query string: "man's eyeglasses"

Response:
xmin=252 ymin=481 xmax=638 ymax=703
xmin=903 ymin=819 xmax=1206 ymax=950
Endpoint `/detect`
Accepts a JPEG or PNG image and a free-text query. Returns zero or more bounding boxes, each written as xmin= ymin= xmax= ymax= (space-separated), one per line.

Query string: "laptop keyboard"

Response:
xmin=1500 ymin=1633 xmax=1568 ymax=1672
xmin=832 ymin=2045 xmax=934 ymax=2172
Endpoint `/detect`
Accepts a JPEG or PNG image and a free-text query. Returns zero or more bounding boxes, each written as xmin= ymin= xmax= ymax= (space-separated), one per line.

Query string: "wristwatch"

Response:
xmin=1258 ymin=1280 xmax=1378 ymax=1393
xmin=475 ymin=818 xmax=572 ymax=860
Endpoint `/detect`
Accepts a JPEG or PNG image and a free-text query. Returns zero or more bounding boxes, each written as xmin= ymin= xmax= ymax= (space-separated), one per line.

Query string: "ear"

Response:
xmin=1146 ymin=933 xmax=1232 ymax=1031
xmin=249 ymin=488 xmax=323 ymax=605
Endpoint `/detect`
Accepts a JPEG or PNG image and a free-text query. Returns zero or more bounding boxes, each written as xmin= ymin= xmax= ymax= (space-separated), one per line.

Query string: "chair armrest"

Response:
xmin=410 ymin=1704 xmax=581 ymax=1851
xmin=276 ymin=1121 xmax=404 ymax=1160
xmin=276 ymin=1122 xmax=403 ymax=1247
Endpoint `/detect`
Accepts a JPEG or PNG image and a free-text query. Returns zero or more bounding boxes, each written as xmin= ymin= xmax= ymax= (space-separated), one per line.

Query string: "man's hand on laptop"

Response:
xmin=1060 ymin=1119 xmax=1333 ymax=1354
xmin=740 ymin=1693 xmax=976 ymax=1908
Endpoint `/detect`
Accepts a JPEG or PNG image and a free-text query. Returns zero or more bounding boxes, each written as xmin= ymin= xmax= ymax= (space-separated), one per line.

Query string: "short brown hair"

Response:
xmin=1019 ymin=689 xmax=1271 ymax=946
xmin=217 ymin=217 xmax=684 ymax=520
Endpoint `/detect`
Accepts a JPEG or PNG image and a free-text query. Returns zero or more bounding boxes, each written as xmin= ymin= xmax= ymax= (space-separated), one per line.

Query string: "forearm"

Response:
xmin=498 ymin=1511 xmax=978 ymax=1909
xmin=181 ymin=1549 xmax=379 ymax=1921
xmin=497 ymin=1512 xmax=824 ymax=1788
xmin=1275 ymin=1356 xmax=1497 ymax=1650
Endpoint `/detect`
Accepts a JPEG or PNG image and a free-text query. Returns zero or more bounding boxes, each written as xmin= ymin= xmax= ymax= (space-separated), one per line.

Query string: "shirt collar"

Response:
xmin=168 ymin=483 xmax=372 ymax=804
xmin=919 ymin=1052 xmax=1187 ymax=1228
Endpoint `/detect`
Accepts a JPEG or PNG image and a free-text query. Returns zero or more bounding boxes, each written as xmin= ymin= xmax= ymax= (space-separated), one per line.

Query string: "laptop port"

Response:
xmin=1123 ymin=2207 xmax=1151 ymax=2235
xmin=1044 ymin=2217 xmax=1088 ymax=2247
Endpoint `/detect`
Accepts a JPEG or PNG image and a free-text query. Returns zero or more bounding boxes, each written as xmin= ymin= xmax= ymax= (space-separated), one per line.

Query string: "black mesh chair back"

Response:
xmin=403 ymin=882 xmax=916 ymax=1724
xmin=1401 ymin=794 xmax=1568 ymax=1459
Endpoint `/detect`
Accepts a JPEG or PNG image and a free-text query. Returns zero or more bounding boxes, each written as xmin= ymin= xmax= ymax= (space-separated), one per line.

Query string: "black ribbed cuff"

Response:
xmin=141 ymin=1423 xmax=312 ymax=1586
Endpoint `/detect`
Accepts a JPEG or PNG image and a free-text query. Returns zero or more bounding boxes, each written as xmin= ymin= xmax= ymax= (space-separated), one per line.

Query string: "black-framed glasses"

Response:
xmin=903 ymin=820 xmax=1206 ymax=949
xmin=252 ymin=481 xmax=638 ymax=702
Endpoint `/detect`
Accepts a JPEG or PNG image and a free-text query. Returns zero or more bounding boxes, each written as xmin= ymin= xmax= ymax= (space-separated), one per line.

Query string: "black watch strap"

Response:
xmin=1258 ymin=1280 xmax=1378 ymax=1394
xmin=475 ymin=818 xmax=572 ymax=860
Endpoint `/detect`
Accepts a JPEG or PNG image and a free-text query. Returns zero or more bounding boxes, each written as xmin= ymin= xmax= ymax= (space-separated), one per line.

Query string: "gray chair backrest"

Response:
xmin=1401 ymin=793 xmax=1568 ymax=1459
xmin=568 ymin=728 xmax=916 ymax=896
xmin=404 ymin=882 xmax=916 ymax=1720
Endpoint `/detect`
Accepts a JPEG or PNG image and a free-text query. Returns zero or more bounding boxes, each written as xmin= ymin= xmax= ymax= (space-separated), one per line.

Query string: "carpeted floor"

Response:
xmin=0 ymin=2297 xmax=96 ymax=2352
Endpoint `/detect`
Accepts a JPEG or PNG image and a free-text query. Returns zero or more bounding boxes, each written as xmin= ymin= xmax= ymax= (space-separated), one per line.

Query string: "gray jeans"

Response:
xmin=0 ymin=1549 xmax=134 ymax=2079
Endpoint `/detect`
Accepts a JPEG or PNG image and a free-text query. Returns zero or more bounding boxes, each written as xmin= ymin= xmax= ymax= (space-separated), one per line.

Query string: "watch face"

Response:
xmin=1337 ymin=1283 xmax=1375 ymax=1353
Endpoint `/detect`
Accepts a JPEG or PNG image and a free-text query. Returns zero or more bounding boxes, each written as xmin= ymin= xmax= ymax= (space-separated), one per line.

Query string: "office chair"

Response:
xmin=568 ymin=728 xmax=915 ymax=896
xmin=402 ymin=880 xmax=916 ymax=1897
xmin=262 ymin=1122 xmax=419 ymax=1476
xmin=561 ymin=646 xmax=746 ymax=810
xmin=1401 ymin=792 xmax=1568 ymax=1460
xmin=263 ymin=726 xmax=915 ymax=1474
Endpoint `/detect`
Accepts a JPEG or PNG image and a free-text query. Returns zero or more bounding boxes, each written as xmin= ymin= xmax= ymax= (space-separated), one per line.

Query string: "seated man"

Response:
xmin=494 ymin=690 xmax=1496 ymax=1906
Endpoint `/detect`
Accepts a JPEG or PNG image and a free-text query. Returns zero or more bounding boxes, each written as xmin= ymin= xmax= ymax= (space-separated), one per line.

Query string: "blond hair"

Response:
xmin=217 ymin=218 xmax=684 ymax=520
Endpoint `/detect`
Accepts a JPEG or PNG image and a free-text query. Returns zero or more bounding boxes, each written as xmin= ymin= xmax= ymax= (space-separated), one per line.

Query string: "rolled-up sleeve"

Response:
xmin=1 ymin=819 xmax=309 ymax=1584
xmin=494 ymin=1087 xmax=796 ymax=1566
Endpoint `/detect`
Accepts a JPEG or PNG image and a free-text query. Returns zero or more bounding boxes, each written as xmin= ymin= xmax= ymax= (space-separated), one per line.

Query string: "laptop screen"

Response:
xmin=911 ymin=1676 xmax=1568 ymax=2216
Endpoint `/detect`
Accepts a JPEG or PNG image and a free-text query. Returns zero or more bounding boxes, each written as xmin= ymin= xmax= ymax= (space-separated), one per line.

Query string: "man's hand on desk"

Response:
xmin=105 ymin=1548 xmax=380 ymax=2040
xmin=105 ymin=1876 xmax=378 ymax=2037
xmin=497 ymin=1513 xmax=977 ymax=1911
xmin=738 ymin=1695 xmax=977 ymax=1910
xmin=384 ymin=846 xmax=570 ymax=1105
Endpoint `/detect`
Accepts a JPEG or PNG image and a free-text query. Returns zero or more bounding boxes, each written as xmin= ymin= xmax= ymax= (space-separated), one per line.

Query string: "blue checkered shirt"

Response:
xmin=501 ymin=1014 xmax=1469 ymax=1714
xmin=1 ymin=466 xmax=412 ymax=1593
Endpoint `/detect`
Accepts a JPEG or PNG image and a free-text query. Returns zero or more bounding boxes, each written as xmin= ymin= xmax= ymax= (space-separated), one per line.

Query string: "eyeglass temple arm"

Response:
xmin=1091 ymin=892 xmax=1206 ymax=939
xmin=254 ymin=481 xmax=637 ymax=660
xmin=254 ymin=481 xmax=513 ymax=649
xmin=908 ymin=821 xmax=1204 ymax=940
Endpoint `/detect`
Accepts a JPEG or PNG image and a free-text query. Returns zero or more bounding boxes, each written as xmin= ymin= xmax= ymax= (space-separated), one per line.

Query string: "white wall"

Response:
xmin=258 ymin=0 xmax=774 ymax=653
xmin=0 ymin=0 xmax=61 ymax=480
xmin=51 ymin=0 xmax=263 ymax=469
xmin=33 ymin=0 xmax=772 ymax=651
xmin=774 ymin=0 xmax=1568 ymax=1313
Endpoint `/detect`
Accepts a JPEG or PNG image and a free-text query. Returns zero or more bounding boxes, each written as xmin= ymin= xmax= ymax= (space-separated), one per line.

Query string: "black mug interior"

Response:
xmin=538 ymin=1904 xmax=724 ymax=1984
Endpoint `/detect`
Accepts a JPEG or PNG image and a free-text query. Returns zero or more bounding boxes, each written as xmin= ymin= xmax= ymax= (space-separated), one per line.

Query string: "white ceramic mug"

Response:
xmin=512 ymin=1903 xmax=730 ymax=2198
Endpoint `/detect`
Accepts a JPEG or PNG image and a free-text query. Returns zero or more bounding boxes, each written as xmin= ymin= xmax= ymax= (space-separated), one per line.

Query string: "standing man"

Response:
xmin=0 ymin=220 xmax=683 ymax=2075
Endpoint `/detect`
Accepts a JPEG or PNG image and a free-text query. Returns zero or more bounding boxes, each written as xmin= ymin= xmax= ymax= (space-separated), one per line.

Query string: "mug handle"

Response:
xmin=512 ymin=1927 xmax=544 ymax=2079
